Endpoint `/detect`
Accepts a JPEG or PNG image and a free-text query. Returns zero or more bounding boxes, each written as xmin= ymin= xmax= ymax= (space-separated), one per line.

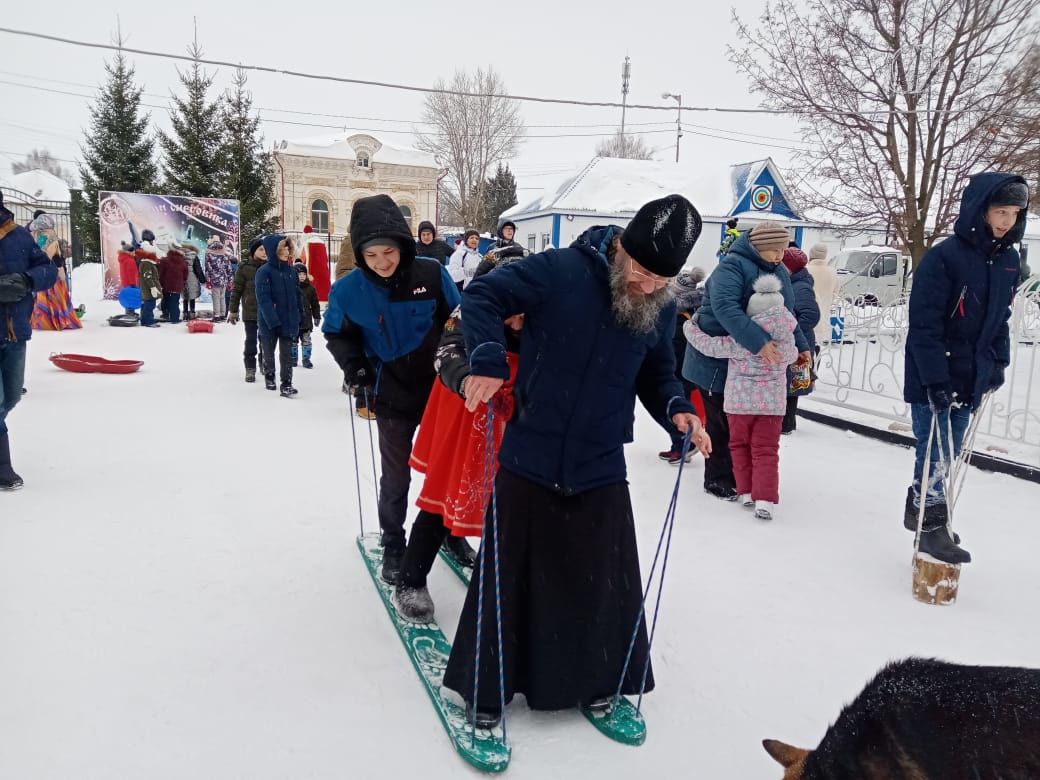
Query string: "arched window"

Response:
xmin=310 ymin=199 xmax=329 ymax=233
xmin=398 ymin=205 xmax=412 ymax=229
xmin=356 ymin=153 xmax=370 ymax=169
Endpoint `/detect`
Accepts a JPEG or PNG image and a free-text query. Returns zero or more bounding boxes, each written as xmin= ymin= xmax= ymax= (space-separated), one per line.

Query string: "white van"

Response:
xmin=828 ymin=246 xmax=911 ymax=305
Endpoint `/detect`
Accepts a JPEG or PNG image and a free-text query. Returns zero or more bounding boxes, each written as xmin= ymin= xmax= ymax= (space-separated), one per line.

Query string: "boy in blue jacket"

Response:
xmin=0 ymin=192 xmax=58 ymax=490
xmin=324 ymin=195 xmax=460 ymax=583
xmin=255 ymin=234 xmax=303 ymax=397
xmin=903 ymin=173 xmax=1028 ymax=564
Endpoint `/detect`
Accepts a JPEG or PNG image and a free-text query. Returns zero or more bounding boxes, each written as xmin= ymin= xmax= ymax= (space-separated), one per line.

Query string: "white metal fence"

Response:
xmin=809 ymin=276 xmax=1040 ymax=467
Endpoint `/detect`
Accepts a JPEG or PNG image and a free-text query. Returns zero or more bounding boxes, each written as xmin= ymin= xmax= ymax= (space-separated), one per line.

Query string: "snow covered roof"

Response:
xmin=5 ymin=169 xmax=71 ymax=202
xmin=505 ymin=156 xmax=801 ymax=223
xmin=274 ymin=132 xmax=437 ymax=169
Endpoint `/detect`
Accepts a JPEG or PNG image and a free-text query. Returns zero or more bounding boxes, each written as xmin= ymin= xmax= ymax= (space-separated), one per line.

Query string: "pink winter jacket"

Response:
xmin=684 ymin=306 xmax=799 ymax=416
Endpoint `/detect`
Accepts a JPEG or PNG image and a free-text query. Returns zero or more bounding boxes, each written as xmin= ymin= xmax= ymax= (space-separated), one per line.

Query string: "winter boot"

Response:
xmin=302 ymin=345 xmax=313 ymax=369
xmin=392 ymin=584 xmax=435 ymax=623
xmin=738 ymin=493 xmax=753 ymax=508
xmin=442 ymin=534 xmax=477 ymax=568
xmin=658 ymin=448 xmax=693 ymax=464
xmin=291 ymin=344 xmax=299 ymax=367
xmin=754 ymin=500 xmax=774 ymax=521
xmin=705 ymin=480 xmax=738 ymax=500
xmin=0 ymin=433 xmax=24 ymax=491
xmin=381 ymin=546 xmax=404 ymax=585
xmin=903 ymin=488 xmax=960 ymax=543
xmin=918 ymin=524 xmax=971 ymax=564
xmin=245 ymin=367 xmax=256 ymax=383
xmin=279 ymin=383 xmax=298 ymax=398
xmin=264 ymin=374 xmax=276 ymax=391
xmin=466 ymin=701 xmax=502 ymax=730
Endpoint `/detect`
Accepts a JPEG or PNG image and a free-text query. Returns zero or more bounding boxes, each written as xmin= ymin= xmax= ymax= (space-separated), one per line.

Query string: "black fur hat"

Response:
xmin=989 ymin=181 xmax=1029 ymax=209
xmin=620 ymin=194 xmax=702 ymax=277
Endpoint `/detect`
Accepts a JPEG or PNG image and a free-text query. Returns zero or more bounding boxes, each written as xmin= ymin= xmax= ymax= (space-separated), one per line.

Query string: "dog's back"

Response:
xmin=765 ymin=658 xmax=1040 ymax=780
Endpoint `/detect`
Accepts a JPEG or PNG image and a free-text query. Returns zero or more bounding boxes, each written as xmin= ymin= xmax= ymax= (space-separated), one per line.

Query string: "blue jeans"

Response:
xmin=141 ymin=298 xmax=157 ymax=326
xmin=0 ymin=340 xmax=28 ymax=435
xmin=910 ymin=402 xmax=971 ymax=508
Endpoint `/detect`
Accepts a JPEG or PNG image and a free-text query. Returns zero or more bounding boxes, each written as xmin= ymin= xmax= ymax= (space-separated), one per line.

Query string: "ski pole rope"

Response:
xmin=470 ymin=400 xmax=508 ymax=744
xmin=347 ymin=384 xmax=366 ymax=537
xmin=615 ymin=427 xmax=693 ymax=714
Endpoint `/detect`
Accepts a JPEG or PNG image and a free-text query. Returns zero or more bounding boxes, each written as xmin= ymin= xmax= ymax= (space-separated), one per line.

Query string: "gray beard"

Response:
xmin=609 ymin=259 xmax=673 ymax=335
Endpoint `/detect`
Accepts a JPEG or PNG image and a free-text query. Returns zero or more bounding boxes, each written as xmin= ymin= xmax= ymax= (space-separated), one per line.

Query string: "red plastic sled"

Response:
xmin=49 ymin=353 xmax=144 ymax=374
xmin=187 ymin=320 xmax=214 ymax=334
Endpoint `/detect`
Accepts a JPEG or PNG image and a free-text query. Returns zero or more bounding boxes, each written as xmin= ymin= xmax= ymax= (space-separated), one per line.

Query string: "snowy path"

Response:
xmin=2 ymin=314 xmax=1038 ymax=779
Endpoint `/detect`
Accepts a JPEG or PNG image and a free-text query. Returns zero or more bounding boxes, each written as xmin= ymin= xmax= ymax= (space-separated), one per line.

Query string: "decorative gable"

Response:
xmin=729 ymin=158 xmax=802 ymax=220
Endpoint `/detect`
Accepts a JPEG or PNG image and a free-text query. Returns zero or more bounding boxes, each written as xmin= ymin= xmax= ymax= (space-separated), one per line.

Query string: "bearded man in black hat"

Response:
xmin=442 ymin=194 xmax=712 ymax=727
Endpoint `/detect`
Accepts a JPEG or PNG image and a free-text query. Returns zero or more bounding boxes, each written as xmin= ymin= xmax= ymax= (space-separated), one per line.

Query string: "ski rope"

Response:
xmin=470 ymin=403 xmax=508 ymax=745
xmin=614 ymin=427 xmax=693 ymax=715
xmin=363 ymin=388 xmax=380 ymax=502
xmin=347 ymin=384 xmax=365 ymax=537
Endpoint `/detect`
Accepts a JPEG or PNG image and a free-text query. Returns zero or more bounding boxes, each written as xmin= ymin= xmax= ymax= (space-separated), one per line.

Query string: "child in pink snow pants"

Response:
xmin=685 ymin=274 xmax=798 ymax=519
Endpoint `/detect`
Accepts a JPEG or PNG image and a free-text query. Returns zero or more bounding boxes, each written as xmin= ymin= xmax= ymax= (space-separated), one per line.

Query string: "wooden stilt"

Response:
xmin=912 ymin=553 xmax=961 ymax=606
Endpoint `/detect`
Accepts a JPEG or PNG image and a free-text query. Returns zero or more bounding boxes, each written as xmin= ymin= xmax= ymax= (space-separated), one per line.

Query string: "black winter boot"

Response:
xmin=245 ymin=367 xmax=256 ymax=383
xmin=264 ymin=374 xmax=276 ymax=391
xmin=0 ymin=433 xmax=24 ymax=491
xmin=381 ymin=546 xmax=404 ymax=585
xmin=918 ymin=524 xmax=971 ymax=564
xmin=279 ymin=383 xmax=298 ymax=398
xmin=903 ymin=487 xmax=959 ymax=543
xmin=466 ymin=701 xmax=502 ymax=730
xmin=705 ymin=480 xmax=738 ymax=500
xmin=442 ymin=534 xmax=477 ymax=568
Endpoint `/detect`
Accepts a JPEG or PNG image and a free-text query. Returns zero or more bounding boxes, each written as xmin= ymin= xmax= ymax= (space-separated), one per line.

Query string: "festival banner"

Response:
xmin=98 ymin=191 xmax=241 ymax=299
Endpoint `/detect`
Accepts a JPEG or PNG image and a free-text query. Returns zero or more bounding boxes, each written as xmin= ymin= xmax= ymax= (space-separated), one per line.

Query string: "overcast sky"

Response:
xmin=1 ymin=0 xmax=807 ymax=202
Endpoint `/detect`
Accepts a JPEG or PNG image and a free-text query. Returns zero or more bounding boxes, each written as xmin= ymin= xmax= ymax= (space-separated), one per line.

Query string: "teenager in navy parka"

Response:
xmin=902 ymin=172 xmax=1028 ymax=564
xmin=323 ymin=194 xmax=460 ymax=583
xmin=255 ymin=234 xmax=303 ymax=397
xmin=0 ymin=191 xmax=58 ymax=490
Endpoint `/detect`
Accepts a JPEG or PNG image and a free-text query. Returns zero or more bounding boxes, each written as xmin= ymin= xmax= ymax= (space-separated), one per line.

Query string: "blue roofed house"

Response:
xmin=500 ymin=156 xmax=890 ymax=271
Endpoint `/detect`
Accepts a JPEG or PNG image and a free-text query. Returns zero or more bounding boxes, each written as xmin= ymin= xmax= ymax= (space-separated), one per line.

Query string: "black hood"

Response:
xmin=417 ymin=220 xmax=437 ymax=241
xmin=349 ymin=194 xmax=416 ymax=286
xmin=953 ymin=172 xmax=1029 ymax=252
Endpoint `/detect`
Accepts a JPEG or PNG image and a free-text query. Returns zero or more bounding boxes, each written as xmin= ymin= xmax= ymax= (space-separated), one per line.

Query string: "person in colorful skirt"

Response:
xmin=205 ymin=237 xmax=233 ymax=321
xmin=28 ymin=214 xmax=81 ymax=331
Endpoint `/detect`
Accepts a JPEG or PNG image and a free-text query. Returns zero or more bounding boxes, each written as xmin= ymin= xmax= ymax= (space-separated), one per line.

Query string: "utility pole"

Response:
xmin=620 ymin=56 xmax=631 ymax=136
xmin=662 ymin=92 xmax=683 ymax=162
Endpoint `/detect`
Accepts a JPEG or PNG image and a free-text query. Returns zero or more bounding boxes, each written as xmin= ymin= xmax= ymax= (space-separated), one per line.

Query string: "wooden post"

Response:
xmin=912 ymin=553 xmax=961 ymax=605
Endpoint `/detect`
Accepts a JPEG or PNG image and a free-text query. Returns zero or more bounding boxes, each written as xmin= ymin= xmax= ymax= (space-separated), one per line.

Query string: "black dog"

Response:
xmin=764 ymin=658 xmax=1040 ymax=779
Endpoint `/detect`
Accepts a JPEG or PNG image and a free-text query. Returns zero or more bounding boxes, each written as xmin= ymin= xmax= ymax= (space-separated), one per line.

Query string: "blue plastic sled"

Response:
xmin=118 ymin=286 xmax=142 ymax=310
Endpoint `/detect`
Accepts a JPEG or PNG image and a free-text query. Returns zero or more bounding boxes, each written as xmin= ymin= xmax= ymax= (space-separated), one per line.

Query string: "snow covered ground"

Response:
xmin=2 ymin=301 xmax=1039 ymax=779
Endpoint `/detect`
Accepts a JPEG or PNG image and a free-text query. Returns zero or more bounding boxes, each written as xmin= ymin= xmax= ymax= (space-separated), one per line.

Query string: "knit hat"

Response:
xmin=989 ymin=180 xmax=1029 ymax=209
xmin=294 ymin=261 xmax=308 ymax=276
xmin=620 ymin=194 xmax=702 ymax=278
xmin=745 ymin=274 xmax=785 ymax=317
xmin=748 ymin=222 xmax=790 ymax=254
xmin=29 ymin=213 xmax=56 ymax=232
xmin=248 ymin=236 xmax=264 ymax=258
xmin=303 ymin=225 xmax=314 ymax=234
xmin=726 ymin=218 xmax=738 ymax=229
xmin=497 ymin=221 xmax=517 ymax=237
xmin=809 ymin=243 xmax=828 ymax=261
xmin=141 ymin=229 xmax=156 ymax=243
xmin=418 ymin=220 xmax=436 ymax=238
xmin=782 ymin=247 xmax=808 ymax=274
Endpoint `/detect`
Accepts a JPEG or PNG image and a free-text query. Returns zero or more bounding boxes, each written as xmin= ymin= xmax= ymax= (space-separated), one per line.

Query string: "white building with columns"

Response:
xmin=271 ymin=133 xmax=441 ymax=236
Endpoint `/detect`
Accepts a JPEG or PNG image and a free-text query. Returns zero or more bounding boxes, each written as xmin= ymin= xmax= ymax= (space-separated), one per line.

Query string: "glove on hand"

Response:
xmin=0 ymin=273 xmax=31 ymax=303
xmin=927 ymin=384 xmax=954 ymax=413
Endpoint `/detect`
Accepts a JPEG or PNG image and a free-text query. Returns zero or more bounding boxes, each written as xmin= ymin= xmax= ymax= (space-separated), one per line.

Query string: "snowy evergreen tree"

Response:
xmin=76 ymin=48 xmax=159 ymax=260
xmin=219 ymin=68 xmax=279 ymax=243
xmin=478 ymin=163 xmax=518 ymax=234
xmin=158 ymin=42 xmax=224 ymax=197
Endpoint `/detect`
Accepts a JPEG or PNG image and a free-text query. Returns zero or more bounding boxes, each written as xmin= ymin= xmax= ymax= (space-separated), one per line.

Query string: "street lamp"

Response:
xmin=662 ymin=92 xmax=683 ymax=163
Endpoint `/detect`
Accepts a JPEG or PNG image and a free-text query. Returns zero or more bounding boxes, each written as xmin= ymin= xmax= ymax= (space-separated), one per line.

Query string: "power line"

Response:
xmin=0 ymin=25 xmax=1003 ymax=118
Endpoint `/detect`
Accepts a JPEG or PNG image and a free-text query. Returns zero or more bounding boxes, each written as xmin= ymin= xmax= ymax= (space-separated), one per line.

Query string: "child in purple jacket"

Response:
xmin=685 ymin=274 xmax=797 ymax=520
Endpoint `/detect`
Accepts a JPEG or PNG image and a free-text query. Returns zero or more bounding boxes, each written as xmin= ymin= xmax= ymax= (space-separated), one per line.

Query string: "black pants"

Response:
xmin=260 ymin=334 xmax=293 ymax=385
xmin=443 ymin=469 xmax=653 ymax=711
xmin=698 ymin=387 xmax=734 ymax=488
xmin=399 ymin=510 xmax=449 ymax=588
xmin=376 ymin=415 xmax=421 ymax=551
xmin=244 ymin=320 xmax=260 ymax=371
xmin=782 ymin=396 xmax=799 ymax=434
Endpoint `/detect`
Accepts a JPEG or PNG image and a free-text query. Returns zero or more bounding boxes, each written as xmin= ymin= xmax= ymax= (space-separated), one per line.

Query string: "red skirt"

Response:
xmin=409 ymin=353 xmax=519 ymax=537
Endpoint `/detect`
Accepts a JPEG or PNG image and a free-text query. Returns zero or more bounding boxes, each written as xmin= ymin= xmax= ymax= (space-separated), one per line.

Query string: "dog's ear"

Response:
xmin=763 ymin=738 xmax=810 ymax=771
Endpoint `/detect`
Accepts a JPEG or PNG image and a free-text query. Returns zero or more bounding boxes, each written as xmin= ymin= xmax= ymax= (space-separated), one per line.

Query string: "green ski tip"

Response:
xmin=582 ymin=696 xmax=647 ymax=746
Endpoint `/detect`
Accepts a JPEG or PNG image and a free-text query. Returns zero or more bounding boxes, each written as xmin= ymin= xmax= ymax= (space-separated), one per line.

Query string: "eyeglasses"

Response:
xmin=628 ymin=258 xmax=670 ymax=288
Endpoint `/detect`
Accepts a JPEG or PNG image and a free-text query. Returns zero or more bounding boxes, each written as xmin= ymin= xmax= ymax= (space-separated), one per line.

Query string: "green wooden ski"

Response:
xmin=357 ymin=534 xmax=510 ymax=773
xmin=437 ymin=539 xmax=648 ymax=748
